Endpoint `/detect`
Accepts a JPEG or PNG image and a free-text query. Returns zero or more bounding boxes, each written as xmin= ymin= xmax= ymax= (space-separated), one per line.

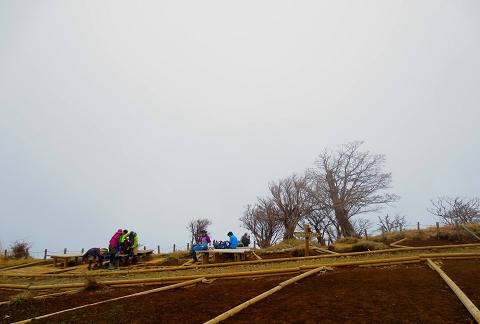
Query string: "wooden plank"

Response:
xmin=427 ymin=259 xmax=480 ymax=322
xmin=461 ymin=224 xmax=480 ymax=241
xmin=251 ymin=251 xmax=262 ymax=260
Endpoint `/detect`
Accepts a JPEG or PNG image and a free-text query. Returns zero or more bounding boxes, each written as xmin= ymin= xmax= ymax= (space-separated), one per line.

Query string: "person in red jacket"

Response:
xmin=109 ymin=229 xmax=123 ymax=269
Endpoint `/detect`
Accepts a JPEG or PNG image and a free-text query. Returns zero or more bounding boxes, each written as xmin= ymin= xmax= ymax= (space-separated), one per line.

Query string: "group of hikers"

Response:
xmin=190 ymin=231 xmax=250 ymax=262
xmin=82 ymin=229 xmax=251 ymax=269
xmin=82 ymin=229 xmax=139 ymax=270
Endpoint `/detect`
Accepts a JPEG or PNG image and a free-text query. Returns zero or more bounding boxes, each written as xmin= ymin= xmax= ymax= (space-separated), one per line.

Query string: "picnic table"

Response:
xmin=118 ymin=249 xmax=154 ymax=260
xmin=49 ymin=253 xmax=84 ymax=268
xmin=196 ymin=248 xmax=251 ymax=264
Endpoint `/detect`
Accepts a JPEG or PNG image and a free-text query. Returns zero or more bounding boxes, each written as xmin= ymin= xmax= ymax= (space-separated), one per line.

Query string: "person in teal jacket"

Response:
xmin=227 ymin=232 xmax=238 ymax=249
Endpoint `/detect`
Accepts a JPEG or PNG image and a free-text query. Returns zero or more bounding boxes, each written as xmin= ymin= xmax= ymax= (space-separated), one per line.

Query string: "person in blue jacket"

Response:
xmin=227 ymin=231 xmax=238 ymax=249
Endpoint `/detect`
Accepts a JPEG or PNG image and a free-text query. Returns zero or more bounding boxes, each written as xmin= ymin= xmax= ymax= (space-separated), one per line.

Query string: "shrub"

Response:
xmin=9 ymin=292 xmax=33 ymax=305
xmin=9 ymin=240 xmax=31 ymax=259
xmin=351 ymin=241 xmax=386 ymax=252
xmin=83 ymin=278 xmax=102 ymax=291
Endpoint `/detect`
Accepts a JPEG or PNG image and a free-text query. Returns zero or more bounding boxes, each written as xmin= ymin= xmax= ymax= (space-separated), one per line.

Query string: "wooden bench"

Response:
xmin=118 ymin=249 xmax=154 ymax=261
xmin=49 ymin=253 xmax=84 ymax=268
xmin=196 ymin=248 xmax=251 ymax=264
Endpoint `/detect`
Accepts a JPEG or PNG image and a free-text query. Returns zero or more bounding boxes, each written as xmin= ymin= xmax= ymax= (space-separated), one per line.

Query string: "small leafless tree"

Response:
xmin=9 ymin=240 xmax=31 ymax=259
xmin=269 ymin=174 xmax=313 ymax=239
xmin=240 ymin=199 xmax=283 ymax=248
xmin=304 ymin=206 xmax=337 ymax=245
xmin=428 ymin=197 xmax=480 ymax=225
xmin=352 ymin=217 xmax=373 ymax=236
xmin=377 ymin=214 xmax=407 ymax=232
xmin=308 ymin=141 xmax=399 ymax=237
xmin=187 ymin=218 xmax=212 ymax=245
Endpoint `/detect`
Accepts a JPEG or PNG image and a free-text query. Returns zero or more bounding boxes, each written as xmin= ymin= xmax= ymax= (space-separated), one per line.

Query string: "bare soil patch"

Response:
xmin=442 ymin=259 xmax=480 ymax=307
xmin=230 ymin=264 xmax=475 ymax=323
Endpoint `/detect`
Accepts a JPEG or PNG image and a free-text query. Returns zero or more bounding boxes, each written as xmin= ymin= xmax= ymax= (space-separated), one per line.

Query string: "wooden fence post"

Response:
xmin=25 ymin=248 xmax=29 ymax=259
xmin=417 ymin=222 xmax=420 ymax=233
xmin=436 ymin=222 xmax=440 ymax=240
xmin=304 ymin=224 xmax=311 ymax=257
xmin=64 ymin=248 xmax=67 ymax=254
xmin=157 ymin=245 xmax=160 ymax=254
xmin=4 ymin=249 xmax=7 ymax=258
xmin=455 ymin=221 xmax=460 ymax=240
xmin=364 ymin=229 xmax=368 ymax=239
xmin=144 ymin=246 xmax=146 ymax=251
xmin=44 ymin=249 xmax=47 ymax=260
xmin=173 ymin=244 xmax=176 ymax=252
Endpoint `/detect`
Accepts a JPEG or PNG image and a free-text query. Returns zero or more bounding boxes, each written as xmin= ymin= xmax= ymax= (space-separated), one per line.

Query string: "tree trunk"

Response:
xmin=326 ymin=170 xmax=355 ymax=237
xmin=283 ymin=220 xmax=296 ymax=240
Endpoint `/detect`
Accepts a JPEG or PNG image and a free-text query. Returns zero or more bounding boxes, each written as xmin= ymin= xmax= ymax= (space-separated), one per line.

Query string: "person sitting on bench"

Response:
xmin=227 ymin=231 xmax=238 ymax=249
xmin=191 ymin=230 xmax=211 ymax=262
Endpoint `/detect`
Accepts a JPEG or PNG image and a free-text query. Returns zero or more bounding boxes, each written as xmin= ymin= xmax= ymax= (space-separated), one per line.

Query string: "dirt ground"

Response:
xmin=0 ymin=277 xmax=288 ymax=323
xmin=230 ymin=264 xmax=476 ymax=323
xmin=1 ymin=261 xmax=478 ymax=323
xmin=442 ymin=259 xmax=480 ymax=308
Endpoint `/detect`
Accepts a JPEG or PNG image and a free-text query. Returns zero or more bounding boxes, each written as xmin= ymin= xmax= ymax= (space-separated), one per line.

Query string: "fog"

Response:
xmin=1 ymin=1 xmax=479 ymax=255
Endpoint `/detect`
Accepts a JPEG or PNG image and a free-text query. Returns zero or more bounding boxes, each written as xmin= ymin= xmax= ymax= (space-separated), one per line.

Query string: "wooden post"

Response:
xmin=254 ymin=240 xmax=256 ymax=249
xmin=64 ymin=248 xmax=67 ymax=254
xmin=144 ymin=246 xmax=146 ymax=251
xmin=436 ymin=222 xmax=440 ymax=240
xmin=417 ymin=222 xmax=420 ymax=233
xmin=44 ymin=249 xmax=47 ymax=260
xmin=81 ymin=248 xmax=84 ymax=254
xmin=455 ymin=221 xmax=460 ymax=240
xmin=187 ymin=243 xmax=190 ymax=251
xmin=364 ymin=229 xmax=368 ymax=239
xmin=304 ymin=224 xmax=311 ymax=257
xmin=4 ymin=249 xmax=7 ymax=258
xmin=173 ymin=244 xmax=176 ymax=252
xmin=157 ymin=245 xmax=160 ymax=254
xmin=399 ymin=224 xmax=403 ymax=232
xmin=25 ymin=248 xmax=29 ymax=259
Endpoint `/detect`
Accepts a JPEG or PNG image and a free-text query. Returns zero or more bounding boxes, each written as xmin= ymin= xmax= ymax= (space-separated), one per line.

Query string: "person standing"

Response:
xmin=109 ymin=229 xmax=123 ymax=269
xmin=128 ymin=231 xmax=139 ymax=264
xmin=119 ymin=229 xmax=130 ymax=254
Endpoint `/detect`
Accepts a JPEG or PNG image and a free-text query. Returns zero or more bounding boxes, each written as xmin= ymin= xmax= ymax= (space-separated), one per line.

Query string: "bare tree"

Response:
xmin=187 ymin=218 xmax=212 ymax=245
xmin=308 ymin=141 xmax=399 ymax=237
xmin=352 ymin=217 xmax=373 ymax=236
xmin=428 ymin=197 xmax=480 ymax=225
xmin=240 ymin=199 xmax=283 ymax=248
xmin=269 ymin=174 xmax=313 ymax=240
xmin=377 ymin=214 xmax=406 ymax=232
xmin=304 ymin=206 xmax=336 ymax=245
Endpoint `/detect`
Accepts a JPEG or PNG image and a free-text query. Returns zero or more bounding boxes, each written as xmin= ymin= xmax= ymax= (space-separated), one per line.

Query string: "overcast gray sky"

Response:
xmin=1 ymin=1 xmax=479 ymax=255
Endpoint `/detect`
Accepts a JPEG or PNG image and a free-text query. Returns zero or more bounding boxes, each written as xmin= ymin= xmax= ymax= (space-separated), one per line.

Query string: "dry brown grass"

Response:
xmin=259 ymin=239 xmax=323 ymax=253
xmin=330 ymin=240 xmax=387 ymax=253
xmin=9 ymin=291 xmax=34 ymax=305
xmin=369 ymin=223 xmax=480 ymax=244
